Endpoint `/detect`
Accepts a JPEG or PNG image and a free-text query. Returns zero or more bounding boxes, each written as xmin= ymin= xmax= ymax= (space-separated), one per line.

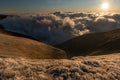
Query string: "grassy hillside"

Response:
xmin=0 ymin=53 xmax=119 ymax=80
xmin=0 ymin=29 xmax=67 ymax=59
xmin=57 ymin=29 xmax=120 ymax=58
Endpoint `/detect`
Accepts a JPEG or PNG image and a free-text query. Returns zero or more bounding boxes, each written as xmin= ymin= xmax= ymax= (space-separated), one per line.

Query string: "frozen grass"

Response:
xmin=0 ymin=53 xmax=119 ymax=80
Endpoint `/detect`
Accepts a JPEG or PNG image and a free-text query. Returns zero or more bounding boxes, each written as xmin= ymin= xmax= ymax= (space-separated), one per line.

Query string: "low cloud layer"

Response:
xmin=0 ymin=12 xmax=120 ymax=44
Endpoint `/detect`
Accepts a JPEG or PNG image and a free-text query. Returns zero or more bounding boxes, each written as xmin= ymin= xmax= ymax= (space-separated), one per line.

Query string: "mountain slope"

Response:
xmin=0 ymin=53 xmax=119 ymax=80
xmin=0 ymin=15 xmax=8 ymax=20
xmin=0 ymin=29 xmax=67 ymax=59
xmin=57 ymin=29 xmax=120 ymax=57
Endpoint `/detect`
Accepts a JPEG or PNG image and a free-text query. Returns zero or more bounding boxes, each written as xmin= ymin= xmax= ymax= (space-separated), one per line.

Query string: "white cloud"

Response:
xmin=62 ymin=17 xmax=75 ymax=28
xmin=37 ymin=18 xmax=52 ymax=24
xmin=0 ymin=12 xmax=120 ymax=45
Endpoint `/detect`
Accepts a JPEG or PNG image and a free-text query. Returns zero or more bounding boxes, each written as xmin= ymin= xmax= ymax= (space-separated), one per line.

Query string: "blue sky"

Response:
xmin=0 ymin=0 xmax=120 ymax=13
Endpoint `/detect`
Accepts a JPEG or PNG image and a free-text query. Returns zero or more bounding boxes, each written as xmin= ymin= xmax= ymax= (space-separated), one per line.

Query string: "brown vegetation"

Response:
xmin=57 ymin=29 xmax=120 ymax=58
xmin=0 ymin=29 xmax=67 ymax=59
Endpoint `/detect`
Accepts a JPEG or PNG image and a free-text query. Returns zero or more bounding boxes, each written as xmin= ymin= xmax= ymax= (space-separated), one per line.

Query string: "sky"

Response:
xmin=0 ymin=0 xmax=120 ymax=13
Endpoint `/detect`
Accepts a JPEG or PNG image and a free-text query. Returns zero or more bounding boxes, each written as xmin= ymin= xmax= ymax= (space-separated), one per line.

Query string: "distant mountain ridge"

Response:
xmin=57 ymin=29 xmax=120 ymax=58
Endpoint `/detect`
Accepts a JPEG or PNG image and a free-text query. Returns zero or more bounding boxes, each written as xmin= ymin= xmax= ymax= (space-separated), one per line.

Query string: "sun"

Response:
xmin=101 ymin=2 xmax=109 ymax=10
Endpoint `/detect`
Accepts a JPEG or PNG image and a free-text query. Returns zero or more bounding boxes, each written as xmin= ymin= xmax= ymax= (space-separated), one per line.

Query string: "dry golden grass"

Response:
xmin=0 ymin=29 xmax=67 ymax=59
xmin=0 ymin=53 xmax=119 ymax=80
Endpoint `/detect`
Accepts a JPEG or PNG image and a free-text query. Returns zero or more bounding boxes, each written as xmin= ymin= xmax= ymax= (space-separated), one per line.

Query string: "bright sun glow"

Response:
xmin=101 ymin=2 xmax=109 ymax=10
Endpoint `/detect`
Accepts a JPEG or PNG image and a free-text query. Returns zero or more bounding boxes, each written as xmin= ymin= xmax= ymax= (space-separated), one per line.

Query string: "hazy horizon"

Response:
xmin=0 ymin=0 xmax=120 ymax=14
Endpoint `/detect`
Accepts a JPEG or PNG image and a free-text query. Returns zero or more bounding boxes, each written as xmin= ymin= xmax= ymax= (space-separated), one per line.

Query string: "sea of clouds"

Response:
xmin=0 ymin=12 xmax=120 ymax=45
